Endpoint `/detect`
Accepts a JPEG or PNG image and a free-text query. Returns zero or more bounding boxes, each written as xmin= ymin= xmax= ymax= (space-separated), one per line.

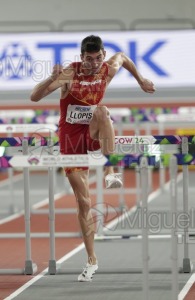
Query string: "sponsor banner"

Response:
xmin=0 ymin=30 xmax=195 ymax=90
xmin=0 ymin=154 xmax=107 ymax=168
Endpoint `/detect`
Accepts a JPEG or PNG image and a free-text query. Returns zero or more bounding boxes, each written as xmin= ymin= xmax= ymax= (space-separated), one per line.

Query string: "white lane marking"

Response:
xmin=0 ymin=212 xmax=24 ymax=225
xmin=0 ymin=173 xmax=23 ymax=187
xmin=31 ymin=191 xmax=65 ymax=209
xmin=178 ymin=273 xmax=195 ymax=300
xmin=0 ymin=191 xmax=65 ymax=225
xmin=3 ymin=243 xmax=84 ymax=300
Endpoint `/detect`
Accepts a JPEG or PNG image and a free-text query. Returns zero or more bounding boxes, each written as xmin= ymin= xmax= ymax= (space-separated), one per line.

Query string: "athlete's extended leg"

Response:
xmin=89 ymin=106 xmax=122 ymax=188
xmin=67 ymin=170 xmax=98 ymax=281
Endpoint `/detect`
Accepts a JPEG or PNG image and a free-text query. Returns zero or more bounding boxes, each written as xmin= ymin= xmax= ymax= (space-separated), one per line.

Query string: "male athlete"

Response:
xmin=31 ymin=35 xmax=155 ymax=281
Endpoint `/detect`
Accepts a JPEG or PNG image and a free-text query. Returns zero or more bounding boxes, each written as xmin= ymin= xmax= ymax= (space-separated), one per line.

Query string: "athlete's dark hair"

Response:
xmin=81 ymin=35 xmax=104 ymax=54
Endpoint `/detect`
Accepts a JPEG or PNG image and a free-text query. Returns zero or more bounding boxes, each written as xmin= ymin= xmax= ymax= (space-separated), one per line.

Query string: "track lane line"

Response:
xmin=178 ymin=273 xmax=195 ymax=300
xmin=3 ymin=243 xmax=84 ymax=300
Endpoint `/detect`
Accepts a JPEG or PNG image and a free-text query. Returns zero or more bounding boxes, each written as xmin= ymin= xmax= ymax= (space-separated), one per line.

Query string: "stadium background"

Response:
xmin=0 ymin=0 xmax=195 ymax=109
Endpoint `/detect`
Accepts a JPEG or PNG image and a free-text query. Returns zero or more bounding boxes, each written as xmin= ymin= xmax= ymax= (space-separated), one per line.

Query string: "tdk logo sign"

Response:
xmin=128 ymin=41 xmax=167 ymax=76
xmin=0 ymin=31 xmax=193 ymax=90
xmin=0 ymin=43 xmax=33 ymax=80
xmin=104 ymin=41 xmax=167 ymax=76
xmin=37 ymin=40 xmax=167 ymax=76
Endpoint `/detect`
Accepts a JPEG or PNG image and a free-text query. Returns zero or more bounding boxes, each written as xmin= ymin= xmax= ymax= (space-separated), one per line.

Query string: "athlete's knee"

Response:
xmin=93 ymin=106 xmax=110 ymax=123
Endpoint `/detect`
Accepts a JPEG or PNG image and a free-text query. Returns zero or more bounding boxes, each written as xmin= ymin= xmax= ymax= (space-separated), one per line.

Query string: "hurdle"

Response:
xmin=1 ymin=140 xmax=195 ymax=300
xmin=178 ymin=106 xmax=195 ymax=114
xmin=0 ymin=109 xmax=35 ymax=121
xmin=103 ymin=153 xmax=191 ymax=300
xmin=0 ymin=134 xmax=146 ymax=221
xmin=170 ymin=155 xmax=179 ymax=300
xmin=100 ymin=136 xmax=195 ymax=275
xmin=157 ymin=114 xmax=195 ymax=136
xmin=0 ymin=133 xmax=192 ymax=216
xmin=0 ymin=152 xmax=186 ymax=300
xmin=0 ymin=137 xmax=194 ymax=269
xmin=156 ymin=114 xmax=195 ymax=191
xmin=0 ymin=123 xmax=58 ymax=214
xmin=181 ymin=137 xmax=192 ymax=273
xmin=140 ymin=156 xmax=149 ymax=300
xmin=0 ymin=152 xmax=107 ymax=275
xmin=177 ymin=107 xmax=195 ymax=138
xmin=0 ymin=110 xmax=36 ymax=214
xmin=0 ymin=130 xmax=55 ymax=275
xmin=135 ymin=155 xmax=179 ymax=300
xmin=109 ymin=108 xmax=131 ymax=210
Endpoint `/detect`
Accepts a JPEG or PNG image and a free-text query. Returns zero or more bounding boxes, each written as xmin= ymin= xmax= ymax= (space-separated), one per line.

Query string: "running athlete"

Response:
xmin=30 ymin=35 xmax=155 ymax=282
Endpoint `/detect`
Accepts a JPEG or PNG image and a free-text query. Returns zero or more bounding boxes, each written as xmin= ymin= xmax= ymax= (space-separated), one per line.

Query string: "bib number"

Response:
xmin=66 ymin=104 xmax=97 ymax=124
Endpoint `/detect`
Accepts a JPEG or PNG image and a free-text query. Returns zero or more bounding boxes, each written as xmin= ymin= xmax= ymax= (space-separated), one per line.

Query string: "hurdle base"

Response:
xmin=48 ymin=260 xmax=57 ymax=275
xmin=181 ymin=258 xmax=193 ymax=273
xmin=24 ymin=261 xmax=38 ymax=275
xmin=0 ymin=268 xmax=24 ymax=275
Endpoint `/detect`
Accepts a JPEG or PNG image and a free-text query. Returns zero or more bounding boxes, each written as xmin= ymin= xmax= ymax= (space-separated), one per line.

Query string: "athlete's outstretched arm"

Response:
xmin=30 ymin=65 xmax=61 ymax=102
xmin=107 ymin=52 xmax=155 ymax=93
xmin=30 ymin=64 xmax=73 ymax=102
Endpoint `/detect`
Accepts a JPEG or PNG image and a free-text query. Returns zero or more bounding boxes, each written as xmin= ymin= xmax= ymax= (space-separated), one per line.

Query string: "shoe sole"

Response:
xmin=78 ymin=278 xmax=92 ymax=282
xmin=78 ymin=268 xmax=98 ymax=282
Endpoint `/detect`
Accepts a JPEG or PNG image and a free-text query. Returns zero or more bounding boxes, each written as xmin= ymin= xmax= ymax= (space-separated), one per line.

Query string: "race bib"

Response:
xmin=66 ymin=104 xmax=97 ymax=124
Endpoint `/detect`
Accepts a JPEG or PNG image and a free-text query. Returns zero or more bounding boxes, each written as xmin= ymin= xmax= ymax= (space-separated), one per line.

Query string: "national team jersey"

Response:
xmin=58 ymin=61 xmax=109 ymax=155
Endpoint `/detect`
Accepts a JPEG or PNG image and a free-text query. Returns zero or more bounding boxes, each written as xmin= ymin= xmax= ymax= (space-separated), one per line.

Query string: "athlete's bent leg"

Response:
xmin=89 ymin=106 xmax=123 ymax=188
xmin=67 ymin=170 xmax=97 ymax=265
xmin=89 ymin=106 xmax=115 ymax=175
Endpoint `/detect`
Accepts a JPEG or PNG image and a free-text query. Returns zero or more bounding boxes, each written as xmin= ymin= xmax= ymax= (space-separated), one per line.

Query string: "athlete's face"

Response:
xmin=81 ymin=50 xmax=106 ymax=75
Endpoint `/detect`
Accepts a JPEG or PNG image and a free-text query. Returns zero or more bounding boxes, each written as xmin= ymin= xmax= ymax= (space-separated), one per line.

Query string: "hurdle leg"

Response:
xmin=7 ymin=132 xmax=16 ymax=214
xmin=169 ymin=155 xmax=179 ymax=300
xmin=159 ymin=160 xmax=166 ymax=191
xmin=140 ymin=157 xmax=149 ymax=300
xmin=117 ymin=123 xmax=126 ymax=211
xmin=181 ymin=137 xmax=193 ymax=273
xmin=47 ymin=140 xmax=57 ymax=275
xmin=158 ymin=122 xmax=166 ymax=191
xmin=135 ymin=165 xmax=141 ymax=207
xmin=134 ymin=117 xmax=141 ymax=136
xmin=22 ymin=140 xmax=37 ymax=275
